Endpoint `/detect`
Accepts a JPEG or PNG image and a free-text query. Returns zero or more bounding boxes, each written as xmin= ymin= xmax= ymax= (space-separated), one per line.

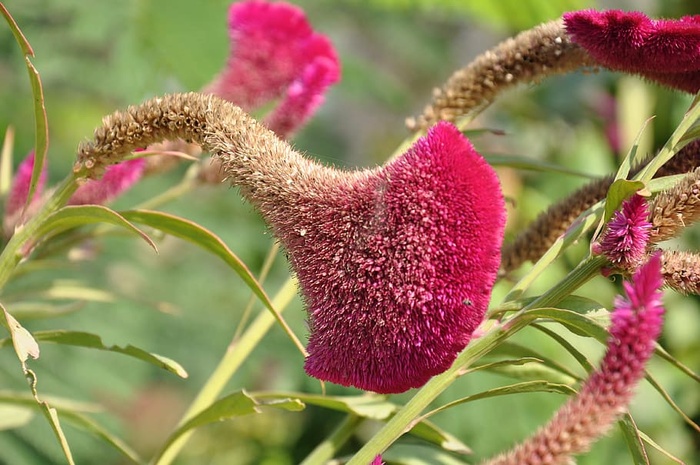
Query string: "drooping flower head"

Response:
xmin=596 ymin=193 xmax=651 ymax=270
xmin=76 ymin=94 xmax=506 ymax=394
xmin=294 ymin=122 xmax=505 ymax=393
xmin=204 ymin=0 xmax=340 ymax=138
xmin=484 ymin=252 xmax=664 ymax=465
xmin=564 ymin=9 xmax=700 ymax=93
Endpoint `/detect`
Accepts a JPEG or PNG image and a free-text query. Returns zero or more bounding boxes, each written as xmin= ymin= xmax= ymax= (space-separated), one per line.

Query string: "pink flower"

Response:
xmin=204 ymin=0 xmax=340 ymax=138
xmin=371 ymin=456 xmax=384 ymax=465
xmin=564 ymin=9 xmax=700 ymax=93
xmin=297 ymin=122 xmax=506 ymax=394
xmin=69 ymin=158 xmax=146 ymax=206
xmin=596 ymin=194 xmax=651 ymax=270
xmin=484 ymin=252 xmax=664 ymax=465
xmin=4 ymin=151 xmax=47 ymax=219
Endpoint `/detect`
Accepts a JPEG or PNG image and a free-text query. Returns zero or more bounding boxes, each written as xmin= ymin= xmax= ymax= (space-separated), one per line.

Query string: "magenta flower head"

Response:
xmin=68 ymin=158 xmax=145 ymax=206
xmin=292 ymin=122 xmax=506 ymax=393
xmin=204 ymin=0 xmax=340 ymax=138
xmin=485 ymin=252 xmax=664 ymax=465
xmin=371 ymin=456 xmax=384 ymax=465
xmin=564 ymin=9 xmax=700 ymax=93
xmin=596 ymin=194 xmax=651 ymax=270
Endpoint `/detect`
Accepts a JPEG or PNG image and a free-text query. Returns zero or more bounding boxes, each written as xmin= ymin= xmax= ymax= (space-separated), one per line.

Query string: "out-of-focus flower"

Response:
xmin=370 ymin=455 xmax=384 ymax=465
xmin=204 ymin=0 xmax=340 ymax=138
xmin=3 ymin=153 xmax=145 ymax=237
xmin=564 ymin=9 xmax=700 ymax=93
xmin=69 ymin=158 xmax=146 ymax=205
xmin=596 ymin=194 xmax=651 ymax=270
xmin=4 ymin=151 xmax=46 ymax=220
xmin=484 ymin=252 xmax=665 ymax=465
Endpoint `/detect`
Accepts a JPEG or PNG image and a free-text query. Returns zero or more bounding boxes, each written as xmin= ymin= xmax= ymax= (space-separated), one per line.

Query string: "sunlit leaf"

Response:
xmin=0 ymin=126 xmax=14 ymax=196
xmin=0 ymin=404 xmax=34 ymax=430
xmin=0 ymin=305 xmax=40 ymax=364
xmin=39 ymin=402 xmax=76 ymax=465
xmin=0 ymin=330 xmax=187 ymax=378
xmin=603 ymin=179 xmax=646 ymax=223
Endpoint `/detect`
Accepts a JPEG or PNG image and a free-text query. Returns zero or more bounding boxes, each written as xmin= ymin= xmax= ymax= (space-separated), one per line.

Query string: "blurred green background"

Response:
xmin=0 ymin=0 xmax=699 ymax=464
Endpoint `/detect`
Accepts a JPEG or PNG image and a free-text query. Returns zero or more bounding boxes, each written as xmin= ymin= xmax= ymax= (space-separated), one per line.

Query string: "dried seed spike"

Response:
xmin=409 ymin=19 xmax=596 ymax=131
xmin=649 ymin=168 xmax=700 ymax=244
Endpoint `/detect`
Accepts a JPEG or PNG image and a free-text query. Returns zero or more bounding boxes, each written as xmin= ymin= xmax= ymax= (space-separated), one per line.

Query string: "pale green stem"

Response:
xmin=300 ymin=414 xmax=363 ymax=465
xmin=152 ymin=276 xmax=298 ymax=465
xmin=346 ymin=256 xmax=604 ymax=464
xmin=0 ymin=174 xmax=78 ymax=290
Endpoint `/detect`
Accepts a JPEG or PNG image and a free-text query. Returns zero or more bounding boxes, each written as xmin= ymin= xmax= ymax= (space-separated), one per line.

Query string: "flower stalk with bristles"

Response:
xmin=75 ymin=91 xmax=506 ymax=394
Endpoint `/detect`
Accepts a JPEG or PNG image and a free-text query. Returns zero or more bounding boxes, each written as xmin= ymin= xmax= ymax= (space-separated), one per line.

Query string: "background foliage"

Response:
xmin=0 ymin=0 xmax=698 ymax=464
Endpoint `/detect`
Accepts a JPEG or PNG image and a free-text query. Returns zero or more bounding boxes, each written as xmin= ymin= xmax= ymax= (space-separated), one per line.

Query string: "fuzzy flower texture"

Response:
xmin=596 ymin=194 xmax=651 ymax=271
xmin=564 ymin=9 xmax=700 ymax=93
xmin=298 ymin=122 xmax=505 ymax=394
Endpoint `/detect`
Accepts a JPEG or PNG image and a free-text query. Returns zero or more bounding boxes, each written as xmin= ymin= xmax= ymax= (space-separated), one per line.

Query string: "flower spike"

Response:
xmin=484 ymin=253 xmax=665 ymax=465
xmin=596 ymin=193 xmax=651 ymax=270
xmin=4 ymin=151 xmax=47 ymax=219
xmin=76 ymin=92 xmax=506 ymax=393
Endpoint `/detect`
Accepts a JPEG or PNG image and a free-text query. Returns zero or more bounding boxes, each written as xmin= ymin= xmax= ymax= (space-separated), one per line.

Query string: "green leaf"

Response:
xmin=0 ymin=404 xmax=34 ymax=430
xmin=486 ymin=341 xmax=581 ymax=380
xmin=0 ymin=330 xmax=188 ymax=378
xmin=252 ymin=392 xmax=471 ymax=454
xmin=380 ymin=443 xmax=471 ymax=465
xmin=532 ymin=323 xmax=595 ymax=373
xmin=59 ymin=411 xmax=142 ymax=464
xmin=120 ymin=210 xmax=305 ymax=355
xmin=636 ymin=429 xmax=686 ymax=465
xmin=4 ymin=301 xmax=86 ymax=320
xmin=619 ymin=414 xmax=650 ymax=465
xmin=155 ymin=390 xmax=260 ymax=460
xmin=39 ymin=401 xmax=76 ymax=465
xmin=424 ymin=380 xmax=575 ymax=420
xmin=475 ymin=357 xmax=577 ymax=385
xmin=25 ymin=57 xmax=48 ymax=211
xmin=522 ymin=307 xmax=608 ymax=341
xmin=603 ymin=179 xmax=646 ymax=223
xmin=34 ymin=205 xmax=157 ymax=252
xmin=0 ymin=390 xmax=101 ymax=413
xmin=2 ymin=280 xmax=116 ymax=305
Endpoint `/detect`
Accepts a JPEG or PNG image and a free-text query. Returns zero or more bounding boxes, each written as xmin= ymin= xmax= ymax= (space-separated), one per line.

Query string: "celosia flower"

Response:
xmin=596 ymin=194 xmax=651 ymax=270
xmin=4 ymin=151 xmax=47 ymax=219
xmin=204 ymin=0 xmax=340 ymax=138
xmin=371 ymin=456 xmax=384 ymax=465
xmin=76 ymin=94 xmax=506 ymax=394
xmin=297 ymin=122 xmax=505 ymax=393
xmin=484 ymin=252 xmax=664 ymax=465
xmin=69 ymin=158 xmax=145 ymax=205
xmin=564 ymin=10 xmax=700 ymax=93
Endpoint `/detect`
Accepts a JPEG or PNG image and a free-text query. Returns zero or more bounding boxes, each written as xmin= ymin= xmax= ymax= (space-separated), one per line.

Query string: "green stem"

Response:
xmin=153 ymin=276 xmax=298 ymax=465
xmin=347 ymin=255 xmax=604 ymax=464
xmin=300 ymin=414 xmax=363 ymax=465
xmin=0 ymin=174 xmax=78 ymax=290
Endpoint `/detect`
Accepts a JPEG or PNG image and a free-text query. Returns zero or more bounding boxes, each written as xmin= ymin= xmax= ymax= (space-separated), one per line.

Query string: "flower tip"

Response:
xmin=598 ymin=193 xmax=651 ymax=270
xmin=69 ymin=158 xmax=146 ymax=206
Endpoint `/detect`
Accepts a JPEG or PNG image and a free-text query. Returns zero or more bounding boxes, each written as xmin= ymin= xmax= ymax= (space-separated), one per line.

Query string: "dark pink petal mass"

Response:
xmin=5 ymin=151 xmax=47 ymax=218
xmin=564 ymin=9 xmax=700 ymax=93
xmin=205 ymin=0 xmax=340 ymax=121
xmin=69 ymin=158 xmax=145 ymax=206
xmin=284 ymin=122 xmax=505 ymax=393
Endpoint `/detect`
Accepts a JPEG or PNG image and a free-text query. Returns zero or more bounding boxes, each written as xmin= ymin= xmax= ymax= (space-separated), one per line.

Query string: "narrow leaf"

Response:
xmin=484 ymin=154 xmax=596 ymax=178
xmin=155 ymin=391 xmax=259 ymax=459
xmin=619 ymin=413 xmax=650 ymax=465
xmin=603 ymin=179 xmax=646 ymax=223
xmin=0 ymin=330 xmax=187 ymax=378
xmin=25 ymin=57 xmax=48 ymax=211
xmin=0 ymin=125 xmax=14 ymax=196
xmin=34 ymin=205 xmax=157 ymax=252
xmin=40 ymin=402 xmax=76 ymax=465
xmin=60 ymin=410 xmax=142 ymax=464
